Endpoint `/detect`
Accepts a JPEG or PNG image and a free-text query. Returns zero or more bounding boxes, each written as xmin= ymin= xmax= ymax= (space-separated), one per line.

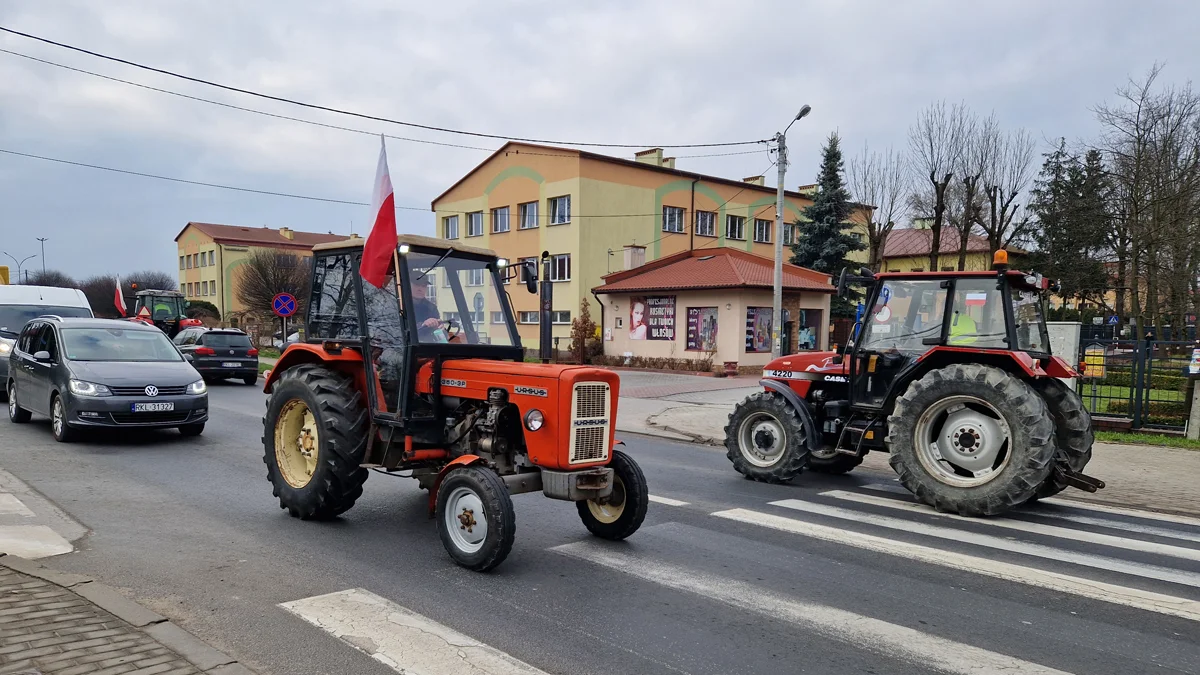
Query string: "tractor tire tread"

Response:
xmin=436 ymin=467 xmax=515 ymax=572
xmin=1030 ymin=378 xmax=1094 ymax=500
xmin=724 ymin=391 xmax=810 ymax=483
xmin=577 ymin=450 xmax=649 ymax=540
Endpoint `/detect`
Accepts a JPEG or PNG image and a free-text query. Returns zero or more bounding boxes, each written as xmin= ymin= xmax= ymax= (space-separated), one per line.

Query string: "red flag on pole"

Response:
xmin=359 ymin=136 xmax=397 ymax=288
xmin=114 ymin=275 xmax=127 ymax=317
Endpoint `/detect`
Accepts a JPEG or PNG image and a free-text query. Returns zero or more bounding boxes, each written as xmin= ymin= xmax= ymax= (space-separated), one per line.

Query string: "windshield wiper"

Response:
xmin=414 ymin=249 xmax=453 ymax=282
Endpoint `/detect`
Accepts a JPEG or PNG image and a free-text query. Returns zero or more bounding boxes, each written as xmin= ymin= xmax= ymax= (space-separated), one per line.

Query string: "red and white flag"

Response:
xmin=359 ymin=135 xmax=397 ymax=288
xmin=114 ymin=275 xmax=127 ymax=317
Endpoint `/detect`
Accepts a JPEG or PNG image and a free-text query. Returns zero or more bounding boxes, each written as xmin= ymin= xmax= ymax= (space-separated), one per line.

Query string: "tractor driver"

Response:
xmin=409 ymin=276 xmax=464 ymax=343
xmin=948 ymin=289 xmax=979 ymax=345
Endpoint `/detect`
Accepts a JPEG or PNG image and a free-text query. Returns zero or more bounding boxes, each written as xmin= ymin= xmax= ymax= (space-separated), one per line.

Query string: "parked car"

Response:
xmin=6 ymin=317 xmax=208 ymax=442
xmin=0 ymin=285 xmax=93 ymax=402
xmin=173 ymin=327 xmax=259 ymax=385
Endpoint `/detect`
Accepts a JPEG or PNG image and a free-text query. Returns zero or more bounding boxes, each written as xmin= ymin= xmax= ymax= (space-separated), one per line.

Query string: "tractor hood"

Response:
xmin=416 ymin=358 xmax=621 ymax=401
xmin=762 ymin=352 xmax=848 ymax=378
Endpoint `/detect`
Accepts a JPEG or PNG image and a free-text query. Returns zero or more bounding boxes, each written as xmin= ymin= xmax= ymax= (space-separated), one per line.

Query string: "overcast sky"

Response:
xmin=1 ymin=0 xmax=1197 ymax=280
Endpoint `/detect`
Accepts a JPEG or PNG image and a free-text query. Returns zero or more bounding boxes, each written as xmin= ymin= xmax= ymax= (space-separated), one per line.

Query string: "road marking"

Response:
xmin=770 ymin=498 xmax=1200 ymax=588
xmin=712 ymin=508 xmax=1200 ymax=622
xmin=0 ymin=525 xmax=73 ymax=558
xmin=821 ymin=490 xmax=1200 ymax=562
xmin=553 ymin=541 xmax=1072 ymax=675
xmin=280 ymin=588 xmax=547 ymax=675
xmin=648 ymin=495 xmax=689 ymax=507
xmin=0 ymin=494 xmax=35 ymax=517
xmin=1040 ymin=498 xmax=1200 ymax=529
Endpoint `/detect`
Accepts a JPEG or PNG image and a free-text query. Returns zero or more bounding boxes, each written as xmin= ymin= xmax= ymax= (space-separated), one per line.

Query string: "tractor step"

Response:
xmin=1056 ymin=467 xmax=1106 ymax=493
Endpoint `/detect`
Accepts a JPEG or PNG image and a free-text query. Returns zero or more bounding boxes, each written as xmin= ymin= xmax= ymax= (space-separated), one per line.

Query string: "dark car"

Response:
xmin=173 ymin=327 xmax=259 ymax=385
xmin=6 ymin=317 xmax=208 ymax=442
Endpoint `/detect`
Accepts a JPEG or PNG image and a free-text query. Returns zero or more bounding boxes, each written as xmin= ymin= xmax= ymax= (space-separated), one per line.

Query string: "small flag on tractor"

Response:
xmin=359 ymin=135 xmax=396 ymax=288
xmin=114 ymin=275 xmax=127 ymax=317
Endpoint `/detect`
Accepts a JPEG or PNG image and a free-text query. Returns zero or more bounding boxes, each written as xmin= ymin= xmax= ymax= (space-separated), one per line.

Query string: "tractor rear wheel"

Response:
xmin=887 ymin=364 xmax=1056 ymax=516
xmin=1028 ymin=378 xmax=1094 ymax=501
xmin=436 ymin=466 xmax=515 ymax=572
xmin=577 ymin=450 xmax=649 ymax=540
xmin=725 ymin=392 xmax=810 ymax=483
xmin=262 ymin=364 xmax=369 ymax=520
xmin=807 ymin=446 xmax=865 ymax=475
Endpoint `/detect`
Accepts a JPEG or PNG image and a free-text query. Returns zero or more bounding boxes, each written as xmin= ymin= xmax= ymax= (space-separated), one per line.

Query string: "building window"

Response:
xmin=442 ymin=311 xmax=461 ymax=322
xmin=518 ymin=311 xmax=539 ymax=324
xmin=551 ymin=310 xmax=571 ymax=324
xmin=466 ymin=269 xmax=485 ymax=286
xmin=695 ymin=211 xmax=716 ymax=237
xmin=179 ymin=256 xmax=185 ymax=270
xmin=662 ymin=206 xmax=685 ymax=233
xmin=200 ymin=254 xmax=206 ymax=268
xmin=208 ymin=251 xmax=215 ymax=266
xmin=193 ymin=254 xmax=199 ymax=268
xmin=179 ymin=283 xmax=185 ymax=294
xmin=467 ymin=211 xmax=483 ymax=237
xmin=549 ymin=254 xmax=571 ymax=282
xmin=186 ymin=256 xmax=193 ymax=270
xmin=726 ymin=215 xmax=745 ymax=240
xmin=518 ymin=257 xmax=538 ymax=283
xmin=200 ymin=282 xmax=206 ymax=296
xmin=941 ymin=266 xmax=955 ymax=271
xmin=783 ymin=223 xmax=796 ymax=245
xmin=491 ymin=311 xmax=506 ymax=324
xmin=492 ymin=206 xmax=510 ymax=233
xmin=911 ymin=268 xmax=925 ymax=272
xmin=549 ymin=195 xmax=571 ymax=224
xmin=443 ymin=215 xmax=459 ymax=239
xmin=518 ymin=201 xmax=538 ymax=229
xmin=276 ymin=254 xmax=298 ymax=268
xmin=754 ymin=218 xmax=772 ymax=243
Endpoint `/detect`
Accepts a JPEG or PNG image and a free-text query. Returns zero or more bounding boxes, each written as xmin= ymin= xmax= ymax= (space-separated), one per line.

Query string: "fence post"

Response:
xmin=1131 ymin=338 xmax=1147 ymax=430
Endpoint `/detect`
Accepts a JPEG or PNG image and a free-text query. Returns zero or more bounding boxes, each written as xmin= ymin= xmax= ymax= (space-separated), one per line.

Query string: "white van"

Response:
xmin=1 ymin=285 xmax=94 ymax=399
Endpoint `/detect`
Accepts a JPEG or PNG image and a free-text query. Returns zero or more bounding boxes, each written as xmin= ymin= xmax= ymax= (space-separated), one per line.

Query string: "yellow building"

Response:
xmin=432 ymin=142 xmax=871 ymax=347
xmin=174 ymin=223 xmax=347 ymax=327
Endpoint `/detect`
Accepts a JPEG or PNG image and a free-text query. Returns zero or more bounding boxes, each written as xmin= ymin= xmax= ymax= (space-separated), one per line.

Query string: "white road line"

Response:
xmin=821 ymin=490 xmax=1200 ymax=562
xmin=712 ymin=508 xmax=1200 ymax=622
xmin=770 ymin=498 xmax=1200 ymax=588
xmin=1040 ymin=498 xmax=1200 ymax=529
xmin=0 ymin=525 xmax=73 ymax=559
xmin=552 ymin=541 xmax=1072 ymax=675
xmin=281 ymin=588 xmax=547 ymax=675
xmin=648 ymin=495 xmax=689 ymax=507
xmin=0 ymin=494 xmax=35 ymax=517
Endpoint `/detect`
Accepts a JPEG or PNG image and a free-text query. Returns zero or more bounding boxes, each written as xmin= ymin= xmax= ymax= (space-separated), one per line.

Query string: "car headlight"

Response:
xmin=0 ymin=340 xmax=11 ymax=356
xmin=523 ymin=409 xmax=544 ymax=432
xmin=187 ymin=380 xmax=207 ymax=395
xmin=68 ymin=380 xmax=111 ymax=397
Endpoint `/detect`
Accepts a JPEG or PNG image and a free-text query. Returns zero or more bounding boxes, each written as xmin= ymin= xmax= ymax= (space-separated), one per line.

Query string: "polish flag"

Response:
xmin=359 ymin=136 xmax=397 ymax=288
xmin=114 ymin=275 xmax=127 ymax=317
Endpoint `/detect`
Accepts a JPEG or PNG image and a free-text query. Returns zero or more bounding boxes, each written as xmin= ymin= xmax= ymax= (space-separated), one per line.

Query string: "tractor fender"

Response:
xmin=759 ymin=379 xmax=819 ymax=448
xmin=262 ymin=343 xmax=363 ymax=393
xmin=428 ymin=454 xmax=485 ymax=516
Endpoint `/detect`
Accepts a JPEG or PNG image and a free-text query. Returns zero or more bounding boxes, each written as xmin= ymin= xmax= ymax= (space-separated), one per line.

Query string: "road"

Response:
xmin=2 ymin=381 xmax=1199 ymax=674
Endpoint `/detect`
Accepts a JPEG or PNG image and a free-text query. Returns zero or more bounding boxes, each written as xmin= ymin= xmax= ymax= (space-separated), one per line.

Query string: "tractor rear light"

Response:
xmin=195 ymin=346 xmax=215 ymax=356
xmin=524 ymin=409 xmax=545 ymax=431
xmin=247 ymin=348 xmax=259 ymax=357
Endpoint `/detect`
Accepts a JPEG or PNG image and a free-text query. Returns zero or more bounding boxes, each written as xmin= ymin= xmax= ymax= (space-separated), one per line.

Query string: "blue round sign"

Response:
xmin=272 ymin=293 xmax=297 ymax=317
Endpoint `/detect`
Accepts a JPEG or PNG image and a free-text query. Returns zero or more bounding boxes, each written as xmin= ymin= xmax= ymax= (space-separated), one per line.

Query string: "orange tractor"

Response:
xmin=261 ymin=235 xmax=647 ymax=571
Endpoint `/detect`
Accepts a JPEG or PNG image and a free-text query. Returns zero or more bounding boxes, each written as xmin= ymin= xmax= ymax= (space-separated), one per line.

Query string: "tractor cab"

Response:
xmin=129 ymin=289 xmax=199 ymax=338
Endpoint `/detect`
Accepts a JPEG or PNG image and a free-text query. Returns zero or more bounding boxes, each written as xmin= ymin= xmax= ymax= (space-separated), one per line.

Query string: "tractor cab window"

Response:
xmin=860 ymin=280 xmax=947 ymax=353
xmin=309 ymin=254 xmax=360 ymax=339
xmin=948 ymin=279 xmax=1006 ymax=349
xmin=1012 ymin=288 xmax=1050 ymax=354
xmin=404 ymin=252 xmax=515 ymax=347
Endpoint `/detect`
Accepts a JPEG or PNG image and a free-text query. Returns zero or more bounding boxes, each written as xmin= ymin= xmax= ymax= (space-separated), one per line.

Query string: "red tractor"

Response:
xmin=261 ymin=235 xmax=648 ymax=571
xmin=725 ymin=252 xmax=1103 ymax=516
xmin=126 ymin=288 xmax=201 ymax=339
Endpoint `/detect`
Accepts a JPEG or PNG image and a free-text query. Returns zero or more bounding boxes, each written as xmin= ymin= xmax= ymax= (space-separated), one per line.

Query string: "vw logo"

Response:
xmin=144 ymin=385 xmax=159 ymax=397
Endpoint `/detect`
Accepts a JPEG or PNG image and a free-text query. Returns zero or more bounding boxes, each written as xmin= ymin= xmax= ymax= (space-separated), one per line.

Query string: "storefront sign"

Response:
xmin=630 ymin=295 xmax=676 ymax=340
xmin=686 ymin=307 xmax=719 ymax=351
xmin=745 ymin=307 xmax=772 ymax=353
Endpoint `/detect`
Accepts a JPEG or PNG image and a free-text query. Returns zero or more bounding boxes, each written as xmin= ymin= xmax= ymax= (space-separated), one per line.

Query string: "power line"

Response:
xmin=0 ymin=25 xmax=769 ymax=150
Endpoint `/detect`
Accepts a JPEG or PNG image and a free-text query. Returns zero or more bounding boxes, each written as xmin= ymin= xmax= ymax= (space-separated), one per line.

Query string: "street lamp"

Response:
xmin=3 ymin=252 xmax=36 ymax=284
xmin=36 ymin=238 xmax=48 ymax=274
xmin=771 ymin=104 xmax=812 ymax=358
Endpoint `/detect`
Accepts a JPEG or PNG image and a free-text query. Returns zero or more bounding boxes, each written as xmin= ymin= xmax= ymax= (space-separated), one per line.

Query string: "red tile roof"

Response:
xmin=175 ymin=222 xmax=348 ymax=250
xmin=882 ymin=228 xmax=1027 ymax=258
xmin=594 ymin=248 xmax=835 ymax=294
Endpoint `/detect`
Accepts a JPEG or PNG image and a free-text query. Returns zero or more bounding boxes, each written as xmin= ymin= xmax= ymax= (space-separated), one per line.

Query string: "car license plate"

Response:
xmin=222 ymin=362 xmax=241 ymax=367
xmin=132 ymin=402 xmax=174 ymax=412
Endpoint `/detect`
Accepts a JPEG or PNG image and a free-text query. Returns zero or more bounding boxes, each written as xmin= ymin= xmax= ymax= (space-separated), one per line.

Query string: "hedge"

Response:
xmin=1105 ymin=400 xmax=1188 ymax=421
xmin=1089 ymin=370 xmax=1190 ymax=391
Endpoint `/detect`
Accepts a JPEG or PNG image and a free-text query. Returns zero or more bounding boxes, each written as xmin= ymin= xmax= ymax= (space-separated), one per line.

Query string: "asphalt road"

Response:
xmin=2 ymin=381 xmax=1199 ymax=674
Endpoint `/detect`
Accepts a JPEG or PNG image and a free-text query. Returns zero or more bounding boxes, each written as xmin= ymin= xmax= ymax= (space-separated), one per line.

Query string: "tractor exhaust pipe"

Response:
xmin=539 ymin=250 xmax=553 ymax=364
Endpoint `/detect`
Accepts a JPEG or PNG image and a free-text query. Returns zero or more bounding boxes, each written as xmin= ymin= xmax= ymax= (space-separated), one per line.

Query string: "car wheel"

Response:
xmin=51 ymin=395 xmax=77 ymax=443
xmin=8 ymin=382 xmax=31 ymax=424
xmin=243 ymin=374 xmax=258 ymax=386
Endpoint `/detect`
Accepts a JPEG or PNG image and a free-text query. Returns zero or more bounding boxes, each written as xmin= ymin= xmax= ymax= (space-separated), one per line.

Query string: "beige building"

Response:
xmin=593 ymin=248 xmax=834 ymax=369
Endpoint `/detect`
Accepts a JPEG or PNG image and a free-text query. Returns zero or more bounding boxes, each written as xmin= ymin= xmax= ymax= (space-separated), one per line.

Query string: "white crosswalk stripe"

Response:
xmin=648 ymin=494 xmax=689 ymax=507
xmin=0 ymin=493 xmax=35 ymax=517
xmin=1040 ymin=497 xmax=1200 ymax=528
xmin=553 ymin=540 xmax=1073 ymax=675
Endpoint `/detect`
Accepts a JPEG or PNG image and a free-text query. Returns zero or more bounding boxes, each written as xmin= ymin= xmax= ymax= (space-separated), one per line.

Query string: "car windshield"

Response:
xmin=202 ymin=333 xmax=252 ymax=348
xmin=405 ymin=251 xmax=517 ymax=346
xmin=0 ymin=305 xmax=92 ymax=337
xmin=61 ymin=328 xmax=183 ymax=362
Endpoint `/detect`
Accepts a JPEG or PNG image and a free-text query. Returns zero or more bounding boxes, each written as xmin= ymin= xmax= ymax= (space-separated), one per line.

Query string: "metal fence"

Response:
xmin=1076 ymin=339 xmax=1197 ymax=431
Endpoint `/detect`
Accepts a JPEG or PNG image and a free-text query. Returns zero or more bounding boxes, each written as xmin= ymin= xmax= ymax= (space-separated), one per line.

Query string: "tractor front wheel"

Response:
xmin=724 ymin=392 xmax=810 ymax=483
xmin=577 ymin=450 xmax=649 ymax=540
xmin=436 ymin=467 xmax=515 ymax=572
xmin=262 ymin=365 xmax=369 ymax=520
xmin=887 ymin=364 xmax=1056 ymax=516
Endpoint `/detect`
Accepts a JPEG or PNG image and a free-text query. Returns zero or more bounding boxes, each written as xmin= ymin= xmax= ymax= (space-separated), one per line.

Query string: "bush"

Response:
xmin=186 ymin=300 xmax=221 ymax=321
xmin=1092 ymin=370 xmax=1189 ymax=391
xmin=593 ymin=355 xmax=714 ymax=373
xmin=569 ymin=299 xmax=598 ymax=365
xmin=1104 ymin=400 xmax=1188 ymax=421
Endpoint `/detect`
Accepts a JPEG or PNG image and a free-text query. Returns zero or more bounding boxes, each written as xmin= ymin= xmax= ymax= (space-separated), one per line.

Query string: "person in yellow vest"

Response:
xmin=948 ymin=310 xmax=978 ymax=345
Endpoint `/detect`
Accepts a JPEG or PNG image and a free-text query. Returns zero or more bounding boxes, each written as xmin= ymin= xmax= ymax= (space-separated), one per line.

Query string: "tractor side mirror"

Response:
xmin=837 ymin=268 xmax=849 ymax=297
xmin=524 ymin=261 xmax=538 ymax=294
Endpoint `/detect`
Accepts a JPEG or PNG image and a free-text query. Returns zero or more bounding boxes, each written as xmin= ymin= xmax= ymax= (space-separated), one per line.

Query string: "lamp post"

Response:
xmin=772 ymin=104 xmax=811 ymax=358
xmin=3 ymin=252 xmax=36 ymax=285
xmin=36 ymin=238 xmax=48 ymax=274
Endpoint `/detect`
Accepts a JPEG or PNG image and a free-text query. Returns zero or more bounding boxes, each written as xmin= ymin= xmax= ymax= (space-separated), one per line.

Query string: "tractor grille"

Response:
xmin=568 ymin=382 xmax=610 ymax=464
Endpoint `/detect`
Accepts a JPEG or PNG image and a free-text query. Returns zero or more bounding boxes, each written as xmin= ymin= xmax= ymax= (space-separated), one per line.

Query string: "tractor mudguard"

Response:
xmin=262 ymin=343 xmax=365 ymax=393
xmin=760 ymin=379 xmax=819 ymax=448
xmin=428 ymin=454 xmax=485 ymax=516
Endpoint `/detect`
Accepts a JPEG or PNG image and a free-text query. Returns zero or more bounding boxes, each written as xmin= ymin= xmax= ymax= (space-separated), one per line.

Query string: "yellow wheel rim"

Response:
xmin=275 ymin=399 xmax=319 ymax=488
xmin=587 ymin=476 xmax=626 ymax=524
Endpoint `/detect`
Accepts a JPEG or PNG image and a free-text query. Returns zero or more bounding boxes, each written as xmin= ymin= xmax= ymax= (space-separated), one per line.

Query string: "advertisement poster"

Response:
xmin=745 ymin=307 xmax=772 ymax=352
xmin=686 ymin=307 xmax=719 ymax=351
xmin=629 ymin=296 xmax=676 ymax=340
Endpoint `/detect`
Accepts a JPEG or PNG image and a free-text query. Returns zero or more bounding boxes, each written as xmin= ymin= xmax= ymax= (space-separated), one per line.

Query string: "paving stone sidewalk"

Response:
xmin=0 ymin=556 xmax=252 ymax=675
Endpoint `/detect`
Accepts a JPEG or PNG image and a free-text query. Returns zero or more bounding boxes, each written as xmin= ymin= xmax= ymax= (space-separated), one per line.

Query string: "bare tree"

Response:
xmin=235 ymin=249 xmax=312 ymax=319
xmin=982 ymin=128 xmax=1037 ymax=256
xmin=80 ymin=275 xmax=119 ymax=318
xmin=953 ymin=112 xmax=994 ymax=270
xmin=26 ymin=270 xmax=78 ymax=288
xmin=848 ymin=143 xmax=908 ymax=271
xmin=124 ymin=270 xmax=178 ymax=294
xmin=908 ymin=101 xmax=970 ymax=271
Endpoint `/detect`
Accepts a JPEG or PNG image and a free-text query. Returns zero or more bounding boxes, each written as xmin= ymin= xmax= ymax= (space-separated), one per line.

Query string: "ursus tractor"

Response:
xmin=725 ymin=252 xmax=1103 ymax=516
xmin=261 ymin=235 xmax=648 ymax=571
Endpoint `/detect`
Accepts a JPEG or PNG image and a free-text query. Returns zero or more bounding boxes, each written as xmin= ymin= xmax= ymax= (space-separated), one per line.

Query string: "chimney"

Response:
xmin=635 ymin=148 xmax=664 ymax=166
xmin=662 ymin=157 xmax=676 ymax=169
xmin=743 ymin=176 xmax=765 ymax=186
xmin=279 ymin=227 xmax=294 ymax=240
xmin=624 ymin=245 xmax=646 ymax=270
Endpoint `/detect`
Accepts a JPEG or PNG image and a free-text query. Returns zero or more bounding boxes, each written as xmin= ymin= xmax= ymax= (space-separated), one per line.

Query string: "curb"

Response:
xmin=0 ymin=553 xmax=256 ymax=675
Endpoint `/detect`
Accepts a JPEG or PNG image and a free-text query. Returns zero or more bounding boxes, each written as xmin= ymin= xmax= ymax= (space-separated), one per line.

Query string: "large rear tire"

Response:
xmin=436 ymin=466 xmax=515 ymax=572
xmin=1028 ymin=378 xmax=1094 ymax=500
xmin=577 ymin=450 xmax=649 ymax=540
xmin=263 ymin=364 xmax=369 ymax=520
xmin=887 ymin=364 xmax=1056 ymax=516
xmin=725 ymin=391 xmax=810 ymax=483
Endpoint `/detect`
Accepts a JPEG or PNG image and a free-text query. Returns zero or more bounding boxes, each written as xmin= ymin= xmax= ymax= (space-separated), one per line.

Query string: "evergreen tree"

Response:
xmin=790 ymin=132 xmax=865 ymax=316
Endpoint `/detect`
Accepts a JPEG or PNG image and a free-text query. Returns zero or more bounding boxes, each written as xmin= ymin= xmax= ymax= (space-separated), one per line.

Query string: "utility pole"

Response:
xmin=771 ymin=104 xmax=812 ymax=358
xmin=36 ymin=238 xmax=48 ymax=274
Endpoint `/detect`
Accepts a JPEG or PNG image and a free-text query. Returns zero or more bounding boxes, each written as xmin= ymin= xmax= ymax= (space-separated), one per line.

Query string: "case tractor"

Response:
xmin=261 ymin=235 xmax=648 ymax=571
xmin=127 ymin=287 xmax=201 ymax=338
xmin=725 ymin=252 xmax=1103 ymax=516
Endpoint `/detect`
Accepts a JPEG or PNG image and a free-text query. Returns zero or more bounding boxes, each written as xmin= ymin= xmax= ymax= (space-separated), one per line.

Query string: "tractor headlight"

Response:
xmin=497 ymin=257 xmax=508 ymax=268
xmin=68 ymin=380 xmax=111 ymax=397
xmin=187 ymin=380 xmax=207 ymax=395
xmin=524 ymin=409 xmax=545 ymax=432
xmin=398 ymin=244 xmax=410 ymax=255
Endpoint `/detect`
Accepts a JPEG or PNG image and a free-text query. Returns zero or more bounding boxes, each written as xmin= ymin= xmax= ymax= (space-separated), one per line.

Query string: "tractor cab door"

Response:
xmin=850 ymin=279 xmax=949 ymax=410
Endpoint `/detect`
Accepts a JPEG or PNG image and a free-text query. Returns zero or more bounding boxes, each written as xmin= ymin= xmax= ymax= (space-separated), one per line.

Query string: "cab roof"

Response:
xmin=312 ymin=233 xmax=497 ymax=258
xmin=873 ymin=269 xmax=1050 ymax=290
